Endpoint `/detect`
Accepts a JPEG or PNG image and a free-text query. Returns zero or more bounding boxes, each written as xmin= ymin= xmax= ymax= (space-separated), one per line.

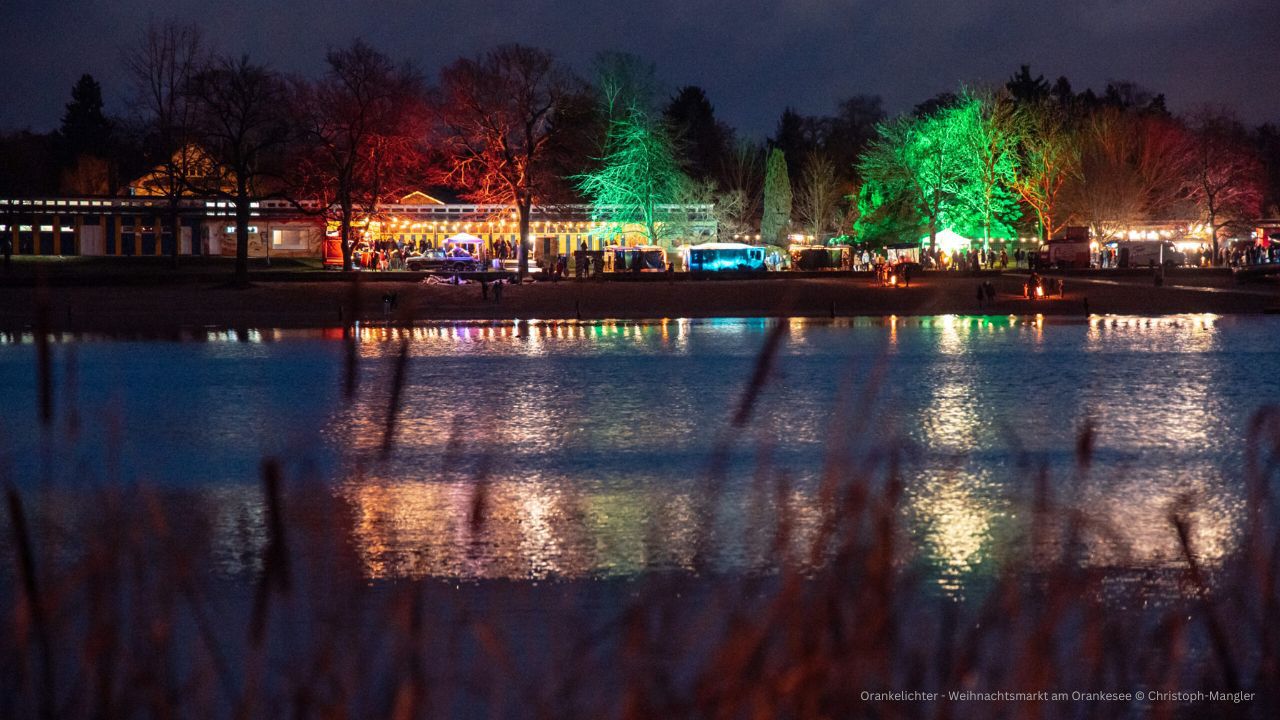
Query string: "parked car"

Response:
xmin=405 ymin=249 xmax=480 ymax=272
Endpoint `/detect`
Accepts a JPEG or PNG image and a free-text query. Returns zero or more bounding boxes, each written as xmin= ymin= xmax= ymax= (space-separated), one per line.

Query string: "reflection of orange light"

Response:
xmin=1035 ymin=286 xmax=1044 ymax=298
xmin=889 ymin=274 xmax=897 ymax=286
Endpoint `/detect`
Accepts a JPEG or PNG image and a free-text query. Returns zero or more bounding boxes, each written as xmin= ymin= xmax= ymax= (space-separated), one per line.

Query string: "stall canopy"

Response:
xmin=444 ymin=232 xmax=484 ymax=245
xmin=923 ymin=229 xmax=976 ymax=254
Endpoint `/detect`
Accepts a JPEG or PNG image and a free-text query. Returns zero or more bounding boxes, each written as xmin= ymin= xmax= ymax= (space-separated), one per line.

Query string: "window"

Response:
xmin=271 ymin=228 xmax=309 ymax=250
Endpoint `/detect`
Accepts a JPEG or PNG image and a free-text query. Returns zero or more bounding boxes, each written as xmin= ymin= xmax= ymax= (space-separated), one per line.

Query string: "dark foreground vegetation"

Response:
xmin=2 ymin=324 xmax=1280 ymax=719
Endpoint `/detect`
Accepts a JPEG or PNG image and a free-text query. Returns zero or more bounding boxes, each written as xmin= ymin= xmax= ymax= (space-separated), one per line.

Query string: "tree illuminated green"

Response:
xmin=576 ymin=104 xmax=689 ymax=245
xmin=856 ymin=94 xmax=1021 ymax=249
xmin=952 ymin=93 xmax=1021 ymax=247
xmin=857 ymin=112 xmax=962 ymax=248
xmin=853 ymin=175 xmax=921 ymax=247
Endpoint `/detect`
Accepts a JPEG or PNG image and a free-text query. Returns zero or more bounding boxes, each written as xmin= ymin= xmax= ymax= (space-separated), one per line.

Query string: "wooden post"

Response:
xmin=51 ymin=214 xmax=60 ymax=256
xmin=73 ymin=215 xmax=82 ymax=255
xmin=114 ymin=214 xmax=123 ymax=255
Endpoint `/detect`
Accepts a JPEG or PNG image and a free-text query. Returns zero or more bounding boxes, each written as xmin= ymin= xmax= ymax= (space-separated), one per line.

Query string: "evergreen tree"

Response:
xmin=1050 ymin=76 xmax=1076 ymax=109
xmin=664 ymin=86 xmax=732 ymax=184
xmin=1006 ymin=65 xmax=1050 ymax=105
xmin=59 ymin=74 xmax=113 ymax=159
xmin=912 ymin=92 xmax=959 ymax=119
xmin=761 ymin=148 xmax=792 ymax=245
xmin=826 ymin=95 xmax=885 ymax=184
xmin=772 ymin=108 xmax=818 ymax=176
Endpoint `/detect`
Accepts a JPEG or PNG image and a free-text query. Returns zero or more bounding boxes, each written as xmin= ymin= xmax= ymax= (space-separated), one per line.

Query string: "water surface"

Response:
xmin=2 ymin=315 xmax=1276 ymax=594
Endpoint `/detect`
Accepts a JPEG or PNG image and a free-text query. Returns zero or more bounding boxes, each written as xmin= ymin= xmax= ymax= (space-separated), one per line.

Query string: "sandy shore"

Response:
xmin=2 ymin=271 xmax=1277 ymax=333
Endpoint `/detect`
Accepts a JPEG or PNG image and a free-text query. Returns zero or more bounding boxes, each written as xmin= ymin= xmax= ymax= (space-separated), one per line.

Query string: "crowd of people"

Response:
xmin=846 ymin=246 xmax=1022 ymax=272
xmin=343 ymin=234 xmax=1278 ymax=274
xmin=1232 ymin=242 xmax=1280 ymax=267
xmin=348 ymin=236 xmax=526 ymax=271
xmin=353 ymin=240 xmax=412 ymax=271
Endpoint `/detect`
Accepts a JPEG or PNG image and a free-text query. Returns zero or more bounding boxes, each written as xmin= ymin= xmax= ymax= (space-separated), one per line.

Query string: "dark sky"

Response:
xmin=2 ymin=0 xmax=1277 ymax=138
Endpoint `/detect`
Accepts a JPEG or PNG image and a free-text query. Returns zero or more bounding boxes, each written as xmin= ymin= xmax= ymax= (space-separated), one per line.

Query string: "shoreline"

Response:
xmin=2 ymin=272 xmax=1278 ymax=333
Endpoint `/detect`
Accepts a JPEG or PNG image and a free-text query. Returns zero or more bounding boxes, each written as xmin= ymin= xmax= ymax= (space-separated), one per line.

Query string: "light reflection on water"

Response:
xmin=1 ymin=315 xmax=1275 ymax=595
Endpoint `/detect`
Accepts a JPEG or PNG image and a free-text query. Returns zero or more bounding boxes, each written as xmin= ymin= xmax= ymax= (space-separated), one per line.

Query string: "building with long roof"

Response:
xmin=0 ymin=192 xmax=717 ymax=264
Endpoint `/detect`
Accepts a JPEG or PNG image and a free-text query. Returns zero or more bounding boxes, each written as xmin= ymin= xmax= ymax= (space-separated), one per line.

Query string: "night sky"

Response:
xmin=2 ymin=0 xmax=1277 ymax=138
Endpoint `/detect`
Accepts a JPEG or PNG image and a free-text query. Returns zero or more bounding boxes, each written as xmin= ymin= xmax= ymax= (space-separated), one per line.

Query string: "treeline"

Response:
xmin=855 ymin=67 xmax=1278 ymax=263
xmin=1 ymin=21 xmax=1278 ymax=276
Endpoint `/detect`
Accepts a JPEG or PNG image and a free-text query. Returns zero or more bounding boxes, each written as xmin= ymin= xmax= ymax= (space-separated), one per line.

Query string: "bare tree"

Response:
xmin=189 ymin=55 xmax=292 ymax=283
xmin=1009 ymin=100 xmax=1080 ymax=240
xmin=1062 ymin=109 xmax=1190 ymax=239
xmin=1184 ymin=110 xmax=1264 ymax=264
xmin=125 ymin=20 xmax=208 ymax=265
xmin=592 ymin=51 xmax=660 ymax=122
xmin=714 ymin=140 xmax=764 ymax=240
xmin=432 ymin=45 xmax=582 ymax=276
xmin=291 ymin=40 xmax=426 ymax=271
xmin=793 ymin=150 xmax=841 ymax=242
xmin=956 ymin=91 xmax=1020 ymax=248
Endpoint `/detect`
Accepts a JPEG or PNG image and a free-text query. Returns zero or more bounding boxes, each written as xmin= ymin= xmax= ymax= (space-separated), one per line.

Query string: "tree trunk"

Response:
xmin=234 ymin=189 xmax=250 ymax=284
xmin=169 ymin=200 xmax=182 ymax=269
xmin=517 ymin=199 xmax=531 ymax=278
xmin=928 ymin=189 xmax=939 ymax=250
xmin=1208 ymin=209 xmax=1218 ymax=267
xmin=340 ymin=205 xmax=354 ymax=272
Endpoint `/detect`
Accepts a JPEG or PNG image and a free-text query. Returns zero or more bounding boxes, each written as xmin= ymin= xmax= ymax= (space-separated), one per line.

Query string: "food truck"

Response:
xmin=603 ymin=245 xmax=669 ymax=272
xmin=1038 ymin=226 xmax=1091 ymax=269
xmin=789 ymin=244 xmax=850 ymax=270
xmin=681 ymin=242 xmax=767 ymax=272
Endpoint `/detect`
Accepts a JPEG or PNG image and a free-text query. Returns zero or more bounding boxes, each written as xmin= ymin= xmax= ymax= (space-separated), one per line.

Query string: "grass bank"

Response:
xmin=1 ymin=269 xmax=1277 ymax=333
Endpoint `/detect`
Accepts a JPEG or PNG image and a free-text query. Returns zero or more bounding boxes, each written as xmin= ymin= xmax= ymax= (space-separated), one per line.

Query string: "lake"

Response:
xmin=2 ymin=315 xmax=1277 ymax=596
